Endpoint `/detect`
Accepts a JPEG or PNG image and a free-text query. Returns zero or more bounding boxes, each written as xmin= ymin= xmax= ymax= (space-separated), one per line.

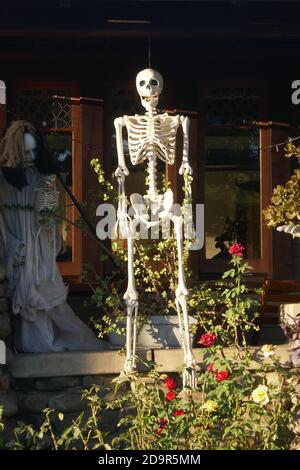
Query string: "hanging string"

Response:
xmin=260 ymin=135 xmax=300 ymax=152
xmin=148 ymin=36 xmax=151 ymax=68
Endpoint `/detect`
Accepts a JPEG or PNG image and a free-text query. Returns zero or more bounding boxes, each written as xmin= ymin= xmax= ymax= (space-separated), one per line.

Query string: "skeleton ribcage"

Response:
xmin=34 ymin=177 xmax=59 ymax=227
xmin=124 ymin=113 xmax=180 ymax=165
xmin=35 ymin=188 xmax=59 ymax=213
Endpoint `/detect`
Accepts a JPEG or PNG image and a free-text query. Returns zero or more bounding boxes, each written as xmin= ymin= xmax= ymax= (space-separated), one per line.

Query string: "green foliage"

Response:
xmin=191 ymin=254 xmax=260 ymax=347
xmin=0 ymin=352 xmax=297 ymax=450
xmin=3 ymin=386 xmax=109 ymax=450
xmin=264 ymin=173 xmax=300 ymax=228
xmin=264 ymin=139 xmax=300 ymax=229
xmin=284 ymin=140 xmax=300 ymax=162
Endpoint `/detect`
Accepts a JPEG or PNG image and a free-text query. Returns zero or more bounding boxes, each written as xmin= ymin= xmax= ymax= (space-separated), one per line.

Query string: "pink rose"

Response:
xmin=228 ymin=243 xmax=245 ymax=257
xmin=198 ymin=332 xmax=217 ymax=347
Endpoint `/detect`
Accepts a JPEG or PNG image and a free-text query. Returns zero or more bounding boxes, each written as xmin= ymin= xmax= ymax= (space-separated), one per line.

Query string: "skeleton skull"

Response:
xmin=24 ymin=132 xmax=37 ymax=166
xmin=136 ymin=68 xmax=163 ymax=111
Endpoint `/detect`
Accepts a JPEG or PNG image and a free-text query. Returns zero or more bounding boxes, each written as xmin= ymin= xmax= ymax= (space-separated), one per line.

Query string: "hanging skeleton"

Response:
xmin=114 ymin=68 xmax=197 ymax=388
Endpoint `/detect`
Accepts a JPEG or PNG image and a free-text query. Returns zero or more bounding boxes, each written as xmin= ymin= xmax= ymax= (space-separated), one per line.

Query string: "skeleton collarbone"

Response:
xmin=124 ymin=113 xmax=180 ymax=166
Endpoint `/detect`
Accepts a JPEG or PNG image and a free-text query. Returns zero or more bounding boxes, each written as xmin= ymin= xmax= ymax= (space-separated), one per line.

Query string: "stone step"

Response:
xmin=153 ymin=344 xmax=292 ymax=372
xmin=9 ymin=344 xmax=293 ymax=378
xmin=10 ymin=350 xmax=152 ymax=378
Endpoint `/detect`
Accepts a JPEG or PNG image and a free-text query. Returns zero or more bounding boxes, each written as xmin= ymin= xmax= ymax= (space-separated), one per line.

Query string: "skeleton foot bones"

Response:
xmin=114 ymin=68 xmax=198 ymax=389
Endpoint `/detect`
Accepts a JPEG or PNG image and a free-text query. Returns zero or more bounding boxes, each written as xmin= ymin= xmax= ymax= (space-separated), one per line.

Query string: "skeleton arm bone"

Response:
xmin=114 ymin=117 xmax=129 ymax=177
xmin=178 ymin=115 xmax=199 ymax=248
xmin=178 ymin=115 xmax=193 ymax=203
xmin=114 ymin=117 xmax=132 ymax=238
xmin=179 ymin=116 xmax=192 ymax=176
xmin=114 ymin=117 xmax=128 ymax=211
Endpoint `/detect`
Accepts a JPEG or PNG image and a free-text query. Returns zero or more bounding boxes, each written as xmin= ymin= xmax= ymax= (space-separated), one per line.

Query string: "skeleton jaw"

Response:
xmin=141 ymin=94 xmax=158 ymax=112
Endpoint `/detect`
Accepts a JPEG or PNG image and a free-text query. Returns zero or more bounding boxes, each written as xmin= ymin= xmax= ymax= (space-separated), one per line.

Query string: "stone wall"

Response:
xmin=1 ymin=373 xmax=123 ymax=442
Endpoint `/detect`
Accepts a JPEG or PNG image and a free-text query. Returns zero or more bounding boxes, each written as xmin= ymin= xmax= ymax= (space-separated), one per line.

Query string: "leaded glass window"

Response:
xmin=15 ymin=89 xmax=71 ymax=129
xmin=206 ymin=88 xmax=259 ymax=127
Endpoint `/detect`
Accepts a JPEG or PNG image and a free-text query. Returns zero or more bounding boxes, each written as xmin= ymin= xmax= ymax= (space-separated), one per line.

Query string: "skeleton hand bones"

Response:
xmin=179 ymin=161 xmax=193 ymax=175
xmin=115 ymin=165 xmax=129 ymax=179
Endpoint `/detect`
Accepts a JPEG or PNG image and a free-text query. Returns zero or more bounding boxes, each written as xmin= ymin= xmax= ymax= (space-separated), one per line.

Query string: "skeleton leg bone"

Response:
xmin=172 ymin=214 xmax=197 ymax=389
xmin=123 ymin=235 xmax=139 ymax=374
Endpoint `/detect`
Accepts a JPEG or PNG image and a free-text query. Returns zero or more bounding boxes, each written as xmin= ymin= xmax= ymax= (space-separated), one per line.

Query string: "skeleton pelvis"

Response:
xmin=130 ymin=189 xmax=173 ymax=226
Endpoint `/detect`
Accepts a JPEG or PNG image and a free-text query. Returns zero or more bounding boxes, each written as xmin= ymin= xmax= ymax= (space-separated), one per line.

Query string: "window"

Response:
xmin=204 ymin=87 xmax=260 ymax=260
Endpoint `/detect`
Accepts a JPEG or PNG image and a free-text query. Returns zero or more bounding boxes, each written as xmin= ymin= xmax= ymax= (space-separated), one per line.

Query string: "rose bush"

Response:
xmin=2 ymin=342 xmax=297 ymax=450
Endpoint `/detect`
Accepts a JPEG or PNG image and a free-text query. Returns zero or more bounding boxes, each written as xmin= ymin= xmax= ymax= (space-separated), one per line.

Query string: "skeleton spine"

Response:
xmin=147 ymin=154 xmax=157 ymax=198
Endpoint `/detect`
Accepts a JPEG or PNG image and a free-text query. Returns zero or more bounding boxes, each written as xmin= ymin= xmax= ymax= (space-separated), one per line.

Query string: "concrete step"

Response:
xmin=10 ymin=350 xmax=152 ymax=378
xmin=9 ymin=344 xmax=293 ymax=378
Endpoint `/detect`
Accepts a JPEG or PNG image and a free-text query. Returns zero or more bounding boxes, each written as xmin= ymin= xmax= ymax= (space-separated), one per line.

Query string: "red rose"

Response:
xmin=215 ymin=370 xmax=229 ymax=382
xmin=207 ymin=363 xmax=214 ymax=374
xmin=154 ymin=428 xmax=163 ymax=436
xmin=228 ymin=243 xmax=245 ymax=258
xmin=165 ymin=391 xmax=177 ymax=402
xmin=173 ymin=409 xmax=185 ymax=417
xmin=164 ymin=377 xmax=177 ymax=390
xmin=199 ymin=332 xmax=217 ymax=347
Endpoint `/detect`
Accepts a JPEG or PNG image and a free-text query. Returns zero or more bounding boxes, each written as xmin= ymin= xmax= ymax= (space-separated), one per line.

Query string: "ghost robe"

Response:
xmin=0 ymin=167 xmax=107 ymax=353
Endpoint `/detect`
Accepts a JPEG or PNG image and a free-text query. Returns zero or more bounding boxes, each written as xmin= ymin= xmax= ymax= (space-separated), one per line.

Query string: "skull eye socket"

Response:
xmin=139 ymin=80 xmax=146 ymax=86
xmin=151 ymin=79 xmax=158 ymax=86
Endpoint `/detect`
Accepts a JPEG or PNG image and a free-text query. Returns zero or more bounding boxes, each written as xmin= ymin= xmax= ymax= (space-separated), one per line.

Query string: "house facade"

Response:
xmin=1 ymin=0 xmax=300 ymax=291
